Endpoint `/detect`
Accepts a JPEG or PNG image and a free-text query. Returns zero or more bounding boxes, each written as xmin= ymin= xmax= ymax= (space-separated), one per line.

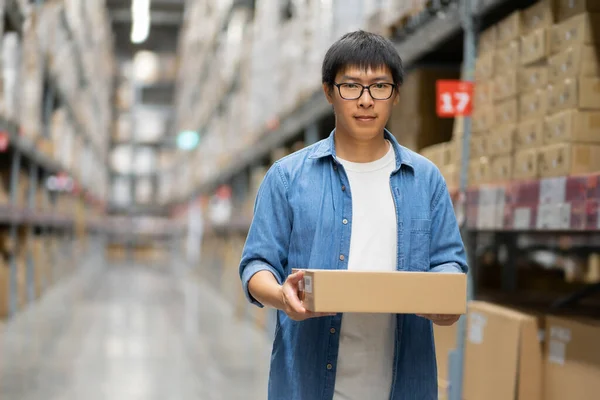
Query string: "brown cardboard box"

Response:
xmin=475 ymin=51 xmax=495 ymax=82
xmin=550 ymin=13 xmax=600 ymax=54
xmin=513 ymin=148 xmax=540 ymax=180
xmin=479 ymin=25 xmax=497 ymax=55
xmin=495 ymin=97 xmax=519 ymax=126
xmin=472 ymin=105 xmax=495 ymax=133
xmin=448 ymin=138 xmax=464 ymax=166
xmin=548 ymin=44 xmax=600 ymax=84
xmin=469 ymin=157 xmax=492 ymax=186
xmin=493 ymin=70 xmax=519 ymax=101
xmin=434 ymin=323 xmax=458 ymax=384
xmin=557 ymin=0 xmax=600 ymax=21
xmin=0 ymin=257 xmax=10 ymax=317
xmin=522 ymin=0 xmax=556 ymax=34
xmin=440 ymin=164 xmax=460 ymax=191
xmin=544 ymin=316 xmax=600 ymax=400
xmin=295 ymin=269 xmax=467 ymax=314
xmin=496 ymin=11 xmax=523 ymax=48
xmin=496 ymin=40 xmax=520 ymax=71
xmin=520 ymin=28 xmax=551 ymax=65
xmin=491 ymin=155 xmax=514 ymax=182
xmin=520 ymin=64 xmax=549 ymax=92
xmin=547 ymin=77 xmax=600 ymax=114
xmin=520 ymin=88 xmax=549 ymax=120
xmin=474 ymin=80 xmax=494 ymax=109
xmin=463 ymin=301 xmax=543 ymax=400
xmin=470 ymin=134 xmax=488 ymax=159
xmin=420 ymin=142 xmax=450 ymax=168
xmin=489 ymin=124 xmax=516 ymax=156
xmin=545 ymin=109 xmax=600 ymax=144
xmin=539 ymin=142 xmax=600 ymax=177
xmin=517 ymin=118 xmax=545 ymax=149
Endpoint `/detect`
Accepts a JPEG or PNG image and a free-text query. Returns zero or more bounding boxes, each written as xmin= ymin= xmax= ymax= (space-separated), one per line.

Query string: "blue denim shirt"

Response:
xmin=239 ymin=129 xmax=468 ymax=400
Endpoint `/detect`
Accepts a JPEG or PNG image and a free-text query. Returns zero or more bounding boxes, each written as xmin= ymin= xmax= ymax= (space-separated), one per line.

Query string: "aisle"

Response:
xmin=0 ymin=256 xmax=271 ymax=400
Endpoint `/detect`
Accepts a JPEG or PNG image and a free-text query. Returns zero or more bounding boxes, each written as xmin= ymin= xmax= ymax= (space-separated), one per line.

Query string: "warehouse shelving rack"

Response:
xmin=0 ymin=0 xmax=110 ymax=319
xmin=174 ymin=1 xmax=600 ymax=399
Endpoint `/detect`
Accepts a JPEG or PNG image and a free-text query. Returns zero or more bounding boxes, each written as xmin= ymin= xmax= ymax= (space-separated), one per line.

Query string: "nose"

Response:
xmin=358 ymin=87 xmax=375 ymax=108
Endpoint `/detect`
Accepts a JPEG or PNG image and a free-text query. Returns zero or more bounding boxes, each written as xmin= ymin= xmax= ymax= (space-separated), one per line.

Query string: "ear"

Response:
xmin=323 ymin=83 xmax=334 ymax=104
xmin=392 ymin=87 xmax=400 ymax=106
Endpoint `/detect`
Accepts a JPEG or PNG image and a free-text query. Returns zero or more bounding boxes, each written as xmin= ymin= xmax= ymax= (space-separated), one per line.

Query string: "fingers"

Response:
xmin=417 ymin=314 xmax=461 ymax=326
xmin=286 ymin=269 xmax=304 ymax=285
xmin=283 ymin=284 xmax=306 ymax=314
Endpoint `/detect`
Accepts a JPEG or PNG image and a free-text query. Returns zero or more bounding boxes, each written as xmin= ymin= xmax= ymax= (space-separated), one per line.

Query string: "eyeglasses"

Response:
xmin=333 ymin=82 xmax=397 ymax=100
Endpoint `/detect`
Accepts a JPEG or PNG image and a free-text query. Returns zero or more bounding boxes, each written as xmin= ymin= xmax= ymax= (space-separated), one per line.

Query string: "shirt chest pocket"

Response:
xmin=409 ymin=218 xmax=431 ymax=271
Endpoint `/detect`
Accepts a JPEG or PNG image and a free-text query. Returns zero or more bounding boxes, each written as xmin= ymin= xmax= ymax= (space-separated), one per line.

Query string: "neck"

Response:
xmin=334 ymin=128 xmax=389 ymax=163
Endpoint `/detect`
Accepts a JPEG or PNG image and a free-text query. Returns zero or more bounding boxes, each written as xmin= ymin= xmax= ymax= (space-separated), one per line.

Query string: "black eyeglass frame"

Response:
xmin=332 ymin=82 xmax=398 ymax=100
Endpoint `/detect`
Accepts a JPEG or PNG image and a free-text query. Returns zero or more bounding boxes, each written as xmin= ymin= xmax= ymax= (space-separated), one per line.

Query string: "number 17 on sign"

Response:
xmin=436 ymin=80 xmax=474 ymax=118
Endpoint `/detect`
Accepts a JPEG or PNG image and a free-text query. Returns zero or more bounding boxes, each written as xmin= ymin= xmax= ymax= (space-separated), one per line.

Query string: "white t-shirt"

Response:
xmin=333 ymin=141 xmax=397 ymax=400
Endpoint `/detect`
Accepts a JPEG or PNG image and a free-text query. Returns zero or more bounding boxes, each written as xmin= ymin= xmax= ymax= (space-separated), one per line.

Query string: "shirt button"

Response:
xmin=330 ymin=328 xmax=336 ymax=334
xmin=339 ymin=254 xmax=345 ymax=261
xmin=327 ymin=363 xmax=333 ymax=370
xmin=342 ymin=219 xmax=348 ymax=225
xmin=333 ymin=164 xmax=338 ymax=170
xmin=341 ymin=185 xmax=346 ymax=191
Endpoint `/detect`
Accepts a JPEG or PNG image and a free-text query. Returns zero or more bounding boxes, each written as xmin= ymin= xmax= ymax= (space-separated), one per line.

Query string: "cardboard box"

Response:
xmin=473 ymin=105 xmax=495 ymax=133
xmin=550 ymin=13 xmax=600 ymax=54
xmin=517 ymin=118 xmax=545 ymax=149
xmin=420 ymin=142 xmax=451 ymax=168
xmin=545 ymin=109 xmax=600 ymax=144
xmin=434 ymin=323 xmax=458 ymax=384
xmin=469 ymin=158 xmax=492 ymax=186
xmin=548 ymin=44 xmax=600 ymax=84
xmin=522 ymin=0 xmax=556 ymax=34
xmin=491 ymin=155 xmax=513 ymax=182
xmin=544 ymin=316 xmax=600 ymax=400
xmin=493 ymin=70 xmax=519 ymax=101
xmin=520 ymin=64 xmax=549 ymax=92
xmin=520 ymin=88 xmax=549 ymax=120
xmin=475 ymin=51 xmax=495 ymax=82
xmin=520 ymin=28 xmax=551 ymax=65
xmin=463 ymin=301 xmax=544 ymax=400
xmin=496 ymin=40 xmax=520 ymax=71
xmin=296 ymin=270 xmax=467 ymax=314
xmin=479 ymin=25 xmax=497 ymax=55
xmin=513 ymin=148 xmax=540 ymax=180
xmin=547 ymin=77 xmax=600 ymax=114
xmin=489 ymin=124 xmax=516 ymax=156
xmin=495 ymin=97 xmax=519 ymax=126
xmin=557 ymin=0 xmax=600 ymax=22
xmin=539 ymin=142 xmax=600 ymax=177
xmin=470 ymin=134 xmax=489 ymax=159
xmin=440 ymin=164 xmax=460 ymax=191
xmin=474 ymin=80 xmax=494 ymax=109
xmin=496 ymin=11 xmax=523 ymax=48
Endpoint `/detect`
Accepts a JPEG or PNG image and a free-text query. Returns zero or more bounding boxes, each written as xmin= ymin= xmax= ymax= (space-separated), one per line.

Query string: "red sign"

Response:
xmin=436 ymin=80 xmax=474 ymax=117
xmin=0 ymin=132 xmax=9 ymax=152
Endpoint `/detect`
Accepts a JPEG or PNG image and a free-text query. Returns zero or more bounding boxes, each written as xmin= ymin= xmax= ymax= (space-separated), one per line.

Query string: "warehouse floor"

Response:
xmin=0 ymin=255 xmax=271 ymax=400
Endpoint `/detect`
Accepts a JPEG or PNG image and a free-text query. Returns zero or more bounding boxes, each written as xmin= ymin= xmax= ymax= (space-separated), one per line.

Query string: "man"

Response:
xmin=239 ymin=30 xmax=468 ymax=400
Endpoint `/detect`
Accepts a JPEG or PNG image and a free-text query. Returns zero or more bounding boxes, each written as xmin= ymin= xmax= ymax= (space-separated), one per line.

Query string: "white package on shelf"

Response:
xmin=2 ymin=32 xmax=21 ymax=122
xmin=19 ymin=12 xmax=43 ymax=141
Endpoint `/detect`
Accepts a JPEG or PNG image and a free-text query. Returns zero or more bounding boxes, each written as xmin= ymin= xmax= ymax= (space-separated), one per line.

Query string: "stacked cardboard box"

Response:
xmin=541 ymin=10 xmax=600 ymax=178
xmin=461 ymin=300 xmax=600 ymax=400
xmin=389 ymin=67 xmax=459 ymax=152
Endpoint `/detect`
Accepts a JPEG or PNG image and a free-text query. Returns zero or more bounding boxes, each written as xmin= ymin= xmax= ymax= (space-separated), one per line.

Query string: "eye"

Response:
xmin=344 ymin=83 xmax=360 ymax=89
xmin=374 ymin=83 xmax=386 ymax=89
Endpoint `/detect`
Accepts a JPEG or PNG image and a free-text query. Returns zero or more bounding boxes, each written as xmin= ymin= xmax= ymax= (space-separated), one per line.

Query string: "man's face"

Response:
xmin=323 ymin=65 xmax=399 ymax=141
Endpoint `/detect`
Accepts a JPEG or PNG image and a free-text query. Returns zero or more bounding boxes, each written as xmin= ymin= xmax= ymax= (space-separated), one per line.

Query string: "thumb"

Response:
xmin=287 ymin=270 xmax=304 ymax=285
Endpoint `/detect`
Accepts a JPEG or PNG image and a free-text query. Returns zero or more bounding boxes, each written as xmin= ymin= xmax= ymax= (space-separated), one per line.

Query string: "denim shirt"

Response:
xmin=239 ymin=129 xmax=468 ymax=400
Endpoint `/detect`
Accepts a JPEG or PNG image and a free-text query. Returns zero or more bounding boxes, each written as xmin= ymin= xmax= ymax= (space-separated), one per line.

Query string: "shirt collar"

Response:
xmin=308 ymin=128 xmax=414 ymax=172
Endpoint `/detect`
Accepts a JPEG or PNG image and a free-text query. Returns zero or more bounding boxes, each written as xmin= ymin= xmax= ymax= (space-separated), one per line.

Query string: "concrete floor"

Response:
xmin=0 ymin=256 xmax=271 ymax=399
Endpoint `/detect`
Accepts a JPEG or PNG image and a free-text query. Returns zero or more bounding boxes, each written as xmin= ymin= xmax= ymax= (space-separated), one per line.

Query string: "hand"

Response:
xmin=417 ymin=314 xmax=461 ymax=326
xmin=280 ymin=270 xmax=336 ymax=321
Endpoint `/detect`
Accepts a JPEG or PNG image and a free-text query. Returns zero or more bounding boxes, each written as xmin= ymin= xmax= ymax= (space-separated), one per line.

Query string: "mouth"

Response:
xmin=354 ymin=116 xmax=376 ymax=122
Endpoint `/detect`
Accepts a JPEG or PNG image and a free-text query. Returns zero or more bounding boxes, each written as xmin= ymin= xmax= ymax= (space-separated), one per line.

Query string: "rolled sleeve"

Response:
xmin=429 ymin=173 xmax=468 ymax=274
xmin=239 ymin=162 xmax=292 ymax=308
xmin=241 ymin=260 xmax=284 ymax=307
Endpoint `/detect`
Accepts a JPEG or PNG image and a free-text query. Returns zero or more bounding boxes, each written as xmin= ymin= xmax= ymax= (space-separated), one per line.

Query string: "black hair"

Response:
xmin=322 ymin=30 xmax=404 ymax=88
